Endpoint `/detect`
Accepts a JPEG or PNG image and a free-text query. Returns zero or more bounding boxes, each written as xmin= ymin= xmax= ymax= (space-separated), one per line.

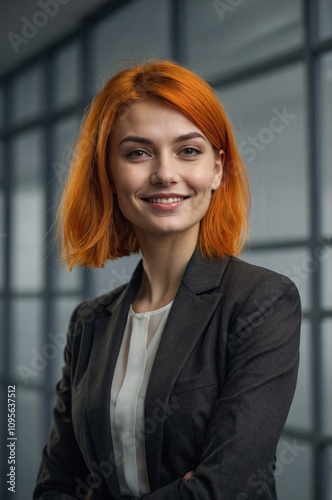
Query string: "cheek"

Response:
xmin=112 ymin=170 xmax=137 ymax=196
xmin=190 ymin=171 xmax=216 ymax=194
xmin=115 ymin=185 xmax=135 ymax=212
xmin=113 ymin=175 xmax=143 ymax=217
xmin=113 ymin=165 xmax=147 ymax=190
xmin=114 ymin=188 xmax=136 ymax=223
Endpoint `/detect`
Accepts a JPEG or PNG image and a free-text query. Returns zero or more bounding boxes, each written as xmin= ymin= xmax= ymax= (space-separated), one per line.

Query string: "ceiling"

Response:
xmin=0 ymin=0 xmax=109 ymax=78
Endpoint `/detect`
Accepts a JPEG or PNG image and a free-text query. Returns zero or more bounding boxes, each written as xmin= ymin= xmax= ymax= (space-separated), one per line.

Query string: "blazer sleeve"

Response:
xmin=122 ymin=273 xmax=302 ymax=500
xmin=33 ymin=305 xmax=103 ymax=500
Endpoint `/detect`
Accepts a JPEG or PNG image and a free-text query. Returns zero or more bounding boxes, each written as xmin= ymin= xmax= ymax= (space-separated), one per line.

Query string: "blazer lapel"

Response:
xmin=86 ymin=263 xmax=142 ymax=496
xmin=145 ymin=250 xmax=229 ymax=489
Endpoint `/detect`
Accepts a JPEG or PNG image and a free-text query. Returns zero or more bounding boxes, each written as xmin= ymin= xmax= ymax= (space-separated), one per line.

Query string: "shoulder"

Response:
xmin=183 ymin=250 xmax=300 ymax=307
xmin=225 ymin=255 xmax=288 ymax=282
xmin=204 ymin=256 xmax=302 ymax=328
xmin=219 ymin=257 xmax=302 ymax=359
xmin=67 ymin=283 xmax=128 ymax=336
xmin=67 ymin=259 xmax=143 ymax=338
xmin=223 ymin=256 xmax=300 ymax=299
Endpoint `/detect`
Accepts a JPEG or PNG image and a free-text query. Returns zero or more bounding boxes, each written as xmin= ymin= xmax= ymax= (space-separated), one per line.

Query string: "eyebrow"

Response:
xmin=117 ymin=132 xmax=207 ymax=147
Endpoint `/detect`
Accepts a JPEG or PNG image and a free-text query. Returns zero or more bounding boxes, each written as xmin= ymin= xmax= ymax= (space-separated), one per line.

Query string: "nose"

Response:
xmin=150 ymin=153 xmax=179 ymax=186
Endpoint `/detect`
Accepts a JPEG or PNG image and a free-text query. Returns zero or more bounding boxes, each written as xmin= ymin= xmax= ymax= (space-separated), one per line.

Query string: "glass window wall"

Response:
xmin=0 ymin=1 xmax=330 ymax=499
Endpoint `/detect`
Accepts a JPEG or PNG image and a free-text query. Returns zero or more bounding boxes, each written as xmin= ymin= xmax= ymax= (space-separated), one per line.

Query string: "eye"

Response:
xmin=124 ymin=148 xmax=150 ymax=159
xmin=179 ymin=146 xmax=202 ymax=157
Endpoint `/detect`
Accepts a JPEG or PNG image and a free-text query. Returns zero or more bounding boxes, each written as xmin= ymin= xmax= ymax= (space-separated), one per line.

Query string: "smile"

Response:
xmin=146 ymin=197 xmax=186 ymax=204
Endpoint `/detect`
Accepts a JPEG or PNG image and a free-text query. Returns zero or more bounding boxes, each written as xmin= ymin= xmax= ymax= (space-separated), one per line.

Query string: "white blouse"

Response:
xmin=110 ymin=301 xmax=173 ymax=496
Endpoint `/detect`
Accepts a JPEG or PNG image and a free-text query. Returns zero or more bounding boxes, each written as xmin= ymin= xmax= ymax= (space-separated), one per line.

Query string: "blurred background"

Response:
xmin=0 ymin=0 xmax=331 ymax=499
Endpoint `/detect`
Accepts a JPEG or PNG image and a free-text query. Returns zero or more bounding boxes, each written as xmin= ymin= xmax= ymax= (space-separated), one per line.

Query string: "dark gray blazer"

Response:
xmin=34 ymin=250 xmax=301 ymax=500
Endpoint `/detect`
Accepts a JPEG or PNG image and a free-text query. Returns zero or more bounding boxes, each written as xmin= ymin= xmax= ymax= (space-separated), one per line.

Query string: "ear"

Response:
xmin=212 ymin=149 xmax=225 ymax=190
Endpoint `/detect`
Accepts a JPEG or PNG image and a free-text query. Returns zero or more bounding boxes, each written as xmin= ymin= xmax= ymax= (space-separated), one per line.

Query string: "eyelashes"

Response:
xmin=124 ymin=149 xmax=149 ymax=159
xmin=123 ymin=146 xmax=203 ymax=160
xmin=180 ymin=147 xmax=202 ymax=157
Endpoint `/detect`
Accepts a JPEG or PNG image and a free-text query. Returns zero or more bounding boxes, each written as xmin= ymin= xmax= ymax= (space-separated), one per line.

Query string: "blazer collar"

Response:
xmin=106 ymin=247 xmax=230 ymax=310
xmin=181 ymin=248 xmax=230 ymax=294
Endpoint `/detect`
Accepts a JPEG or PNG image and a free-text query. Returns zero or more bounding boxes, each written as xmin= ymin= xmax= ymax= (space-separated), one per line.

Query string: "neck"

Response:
xmin=132 ymin=229 xmax=198 ymax=312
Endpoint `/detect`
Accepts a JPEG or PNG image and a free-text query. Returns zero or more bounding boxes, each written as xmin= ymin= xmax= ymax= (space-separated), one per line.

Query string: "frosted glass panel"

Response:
xmin=187 ymin=0 xmax=303 ymax=78
xmin=11 ymin=189 xmax=44 ymax=291
xmin=12 ymin=65 xmax=44 ymax=124
xmin=322 ymin=320 xmax=332 ymax=434
xmin=11 ymin=130 xmax=45 ymax=291
xmin=91 ymin=254 xmax=141 ymax=297
xmin=11 ymin=299 xmax=43 ymax=386
xmin=52 ymin=116 xmax=80 ymax=191
xmin=320 ymin=53 xmax=332 ymax=236
xmin=93 ymin=0 xmax=170 ymax=89
xmin=285 ymin=321 xmax=312 ymax=432
xmin=11 ymin=129 xmax=44 ymax=292
xmin=51 ymin=117 xmax=82 ymax=291
xmin=16 ymin=388 xmax=45 ymax=498
xmin=318 ymin=0 xmax=332 ymax=39
xmin=241 ymin=248 xmax=311 ymax=311
xmin=275 ymin=438 xmax=312 ymax=500
xmin=220 ymin=64 xmax=308 ymax=241
xmin=322 ymin=244 xmax=332 ymax=310
xmin=51 ymin=297 xmax=81 ymax=384
xmin=53 ymin=41 xmax=80 ymax=109
xmin=52 ymin=263 xmax=82 ymax=292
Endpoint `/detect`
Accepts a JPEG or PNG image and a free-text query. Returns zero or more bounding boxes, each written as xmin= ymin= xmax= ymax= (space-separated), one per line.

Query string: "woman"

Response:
xmin=34 ymin=60 xmax=301 ymax=499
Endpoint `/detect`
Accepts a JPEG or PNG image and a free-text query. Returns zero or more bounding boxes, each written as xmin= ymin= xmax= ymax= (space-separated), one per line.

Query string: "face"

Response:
xmin=109 ymin=98 xmax=224 ymax=244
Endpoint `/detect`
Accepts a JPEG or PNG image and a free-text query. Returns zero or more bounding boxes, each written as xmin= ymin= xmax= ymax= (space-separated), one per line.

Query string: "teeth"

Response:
xmin=148 ymin=197 xmax=184 ymax=204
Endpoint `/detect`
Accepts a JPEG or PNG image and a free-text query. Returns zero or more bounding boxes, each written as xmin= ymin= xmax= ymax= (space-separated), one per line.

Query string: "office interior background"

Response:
xmin=0 ymin=0 xmax=331 ymax=498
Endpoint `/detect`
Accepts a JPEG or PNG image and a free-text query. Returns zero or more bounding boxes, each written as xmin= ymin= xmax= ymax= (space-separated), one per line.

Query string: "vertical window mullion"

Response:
xmin=44 ymin=52 xmax=56 ymax=434
xmin=304 ymin=0 xmax=325 ymax=498
xmin=171 ymin=0 xmax=187 ymax=63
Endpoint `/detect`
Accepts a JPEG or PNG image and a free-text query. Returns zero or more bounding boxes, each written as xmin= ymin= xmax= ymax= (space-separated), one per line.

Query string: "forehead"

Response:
xmin=112 ymin=98 xmax=202 ymax=137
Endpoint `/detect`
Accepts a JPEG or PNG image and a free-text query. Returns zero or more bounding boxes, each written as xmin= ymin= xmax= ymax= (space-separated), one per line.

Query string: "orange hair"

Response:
xmin=58 ymin=59 xmax=250 ymax=269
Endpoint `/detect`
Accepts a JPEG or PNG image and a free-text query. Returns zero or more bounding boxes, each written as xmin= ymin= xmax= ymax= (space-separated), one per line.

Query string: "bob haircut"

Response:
xmin=58 ymin=59 xmax=250 ymax=269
